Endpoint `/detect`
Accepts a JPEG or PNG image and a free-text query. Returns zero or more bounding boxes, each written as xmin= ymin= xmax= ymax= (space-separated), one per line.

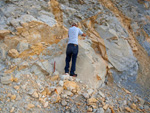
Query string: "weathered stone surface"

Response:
xmin=61 ymin=90 xmax=73 ymax=98
xmin=125 ymin=106 xmax=133 ymax=112
xmin=54 ymin=39 xmax=107 ymax=88
xmin=137 ymin=97 xmax=145 ymax=105
xmin=60 ymin=74 xmax=70 ymax=80
xmin=1 ymin=75 xmax=12 ymax=85
xmin=104 ymin=38 xmax=137 ymax=72
xmin=51 ymin=75 xmax=59 ymax=81
xmin=103 ymin=104 xmax=109 ymax=110
xmin=96 ymin=108 xmax=104 ymax=113
xmin=105 ymin=108 xmax=111 ymax=113
xmin=32 ymin=91 xmax=39 ymax=98
xmin=4 ymin=36 xmax=20 ymax=49
xmin=95 ymin=26 xmax=116 ymax=40
xmin=51 ymin=93 xmax=61 ymax=103
xmin=87 ymin=89 xmax=94 ymax=96
xmin=64 ymin=81 xmax=79 ymax=92
xmin=8 ymin=49 xmax=19 ymax=58
xmin=0 ymin=30 xmax=10 ymax=39
xmin=31 ymin=60 xmax=52 ymax=76
xmin=0 ymin=0 xmax=149 ymax=112
xmin=14 ymin=85 xmax=20 ymax=90
xmin=27 ymin=103 xmax=35 ymax=109
xmin=61 ymin=100 xmax=67 ymax=106
xmin=38 ymin=14 xmax=56 ymax=27
xmin=10 ymin=107 xmax=15 ymax=113
xmin=55 ymin=87 xmax=64 ymax=95
xmin=16 ymin=40 xmax=29 ymax=53
xmin=53 ymin=71 xmax=59 ymax=76
xmin=18 ymin=61 xmax=29 ymax=70
xmin=43 ymin=101 xmax=49 ymax=108
xmin=82 ymin=93 xmax=90 ymax=99
xmin=87 ymin=98 xmax=98 ymax=105
xmin=87 ymin=107 xmax=93 ymax=112
xmin=59 ymin=80 xmax=64 ymax=86
xmin=143 ymin=24 xmax=150 ymax=37
xmin=144 ymin=105 xmax=149 ymax=110
xmin=11 ymin=95 xmax=16 ymax=100
xmin=98 ymin=91 xmax=105 ymax=98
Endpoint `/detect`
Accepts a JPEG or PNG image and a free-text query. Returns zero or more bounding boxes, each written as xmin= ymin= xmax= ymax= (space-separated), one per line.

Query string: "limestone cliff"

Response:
xmin=0 ymin=0 xmax=150 ymax=112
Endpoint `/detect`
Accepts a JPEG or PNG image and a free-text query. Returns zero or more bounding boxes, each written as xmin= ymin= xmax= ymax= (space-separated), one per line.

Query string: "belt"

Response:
xmin=68 ymin=43 xmax=78 ymax=46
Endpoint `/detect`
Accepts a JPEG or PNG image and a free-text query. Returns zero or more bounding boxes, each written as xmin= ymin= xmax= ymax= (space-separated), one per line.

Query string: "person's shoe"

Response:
xmin=70 ymin=74 xmax=77 ymax=77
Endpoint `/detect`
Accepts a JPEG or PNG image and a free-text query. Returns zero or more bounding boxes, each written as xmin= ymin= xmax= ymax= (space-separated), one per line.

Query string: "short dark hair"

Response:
xmin=72 ymin=22 xmax=78 ymax=26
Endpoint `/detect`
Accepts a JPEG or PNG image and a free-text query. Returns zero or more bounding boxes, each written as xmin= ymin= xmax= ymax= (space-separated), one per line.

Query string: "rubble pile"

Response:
xmin=0 ymin=71 xmax=150 ymax=112
xmin=0 ymin=0 xmax=150 ymax=112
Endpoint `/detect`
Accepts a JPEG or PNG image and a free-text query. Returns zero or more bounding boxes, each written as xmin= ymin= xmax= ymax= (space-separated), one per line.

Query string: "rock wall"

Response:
xmin=0 ymin=0 xmax=150 ymax=92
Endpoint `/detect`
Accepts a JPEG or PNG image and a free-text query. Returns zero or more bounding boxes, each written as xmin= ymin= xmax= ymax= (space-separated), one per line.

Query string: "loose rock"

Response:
xmin=27 ymin=104 xmax=35 ymax=109
xmin=8 ymin=49 xmax=19 ymax=58
xmin=1 ymin=76 xmax=12 ymax=85
xmin=61 ymin=100 xmax=67 ymax=106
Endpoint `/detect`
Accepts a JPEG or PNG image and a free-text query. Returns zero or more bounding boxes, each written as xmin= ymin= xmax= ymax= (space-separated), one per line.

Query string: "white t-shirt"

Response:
xmin=68 ymin=26 xmax=83 ymax=45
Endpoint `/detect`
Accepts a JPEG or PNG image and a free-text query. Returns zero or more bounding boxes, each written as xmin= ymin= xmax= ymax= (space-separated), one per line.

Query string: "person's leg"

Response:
xmin=65 ymin=45 xmax=72 ymax=73
xmin=70 ymin=45 xmax=78 ymax=75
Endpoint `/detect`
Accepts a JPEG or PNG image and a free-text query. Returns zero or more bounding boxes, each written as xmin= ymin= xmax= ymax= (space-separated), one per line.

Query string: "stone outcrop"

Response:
xmin=0 ymin=0 xmax=150 ymax=112
xmin=39 ymin=39 xmax=107 ymax=88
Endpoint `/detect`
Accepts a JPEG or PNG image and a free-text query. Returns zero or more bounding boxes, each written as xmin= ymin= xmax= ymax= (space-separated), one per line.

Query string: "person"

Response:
xmin=64 ymin=22 xmax=86 ymax=77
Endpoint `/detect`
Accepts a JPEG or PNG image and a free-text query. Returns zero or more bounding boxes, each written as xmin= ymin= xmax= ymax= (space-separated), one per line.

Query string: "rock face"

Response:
xmin=0 ymin=0 xmax=150 ymax=112
xmin=41 ymin=39 xmax=107 ymax=88
xmin=76 ymin=40 xmax=107 ymax=88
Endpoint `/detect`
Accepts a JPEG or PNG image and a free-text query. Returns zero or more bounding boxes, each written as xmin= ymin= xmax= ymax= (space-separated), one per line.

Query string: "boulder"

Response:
xmin=50 ymin=75 xmax=59 ymax=81
xmin=60 ymin=74 xmax=70 ymax=80
xmin=31 ymin=60 xmax=53 ymax=76
xmin=8 ymin=49 xmax=19 ymax=58
xmin=27 ymin=104 xmax=35 ymax=110
xmin=55 ymin=87 xmax=64 ymax=95
xmin=1 ymin=75 xmax=12 ymax=85
xmin=52 ymin=39 xmax=107 ymax=88
xmin=18 ymin=61 xmax=29 ymax=70
xmin=0 ymin=30 xmax=10 ymax=39
xmin=104 ymin=38 xmax=137 ymax=72
xmin=63 ymin=81 xmax=79 ymax=91
xmin=61 ymin=100 xmax=67 ymax=106
xmin=16 ymin=40 xmax=29 ymax=53
xmin=50 ymin=93 xmax=61 ymax=103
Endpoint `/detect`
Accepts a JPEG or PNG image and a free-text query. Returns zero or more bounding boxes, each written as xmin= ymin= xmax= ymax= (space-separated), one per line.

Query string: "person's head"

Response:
xmin=72 ymin=22 xmax=78 ymax=27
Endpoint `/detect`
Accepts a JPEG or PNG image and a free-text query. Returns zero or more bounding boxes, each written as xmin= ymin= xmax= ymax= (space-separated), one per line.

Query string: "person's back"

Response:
xmin=68 ymin=26 xmax=83 ymax=45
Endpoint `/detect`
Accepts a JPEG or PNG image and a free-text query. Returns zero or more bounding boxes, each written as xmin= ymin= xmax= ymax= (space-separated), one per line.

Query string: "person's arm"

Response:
xmin=78 ymin=28 xmax=86 ymax=37
xmin=81 ymin=33 xmax=86 ymax=37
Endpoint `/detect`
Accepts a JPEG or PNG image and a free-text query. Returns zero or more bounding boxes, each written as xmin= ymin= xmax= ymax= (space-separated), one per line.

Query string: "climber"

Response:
xmin=64 ymin=22 xmax=86 ymax=77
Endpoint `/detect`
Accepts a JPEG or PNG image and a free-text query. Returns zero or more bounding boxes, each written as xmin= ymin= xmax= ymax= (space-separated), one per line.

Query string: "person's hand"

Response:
xmin=82 ymin=33 xmax=86 ymax=37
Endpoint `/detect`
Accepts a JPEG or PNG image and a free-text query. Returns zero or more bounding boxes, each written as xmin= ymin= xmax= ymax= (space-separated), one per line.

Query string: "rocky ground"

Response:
xmin=0 ymin=72 xmax=150 ymax=113
xmin=0 ymin=0 xmax=150 ymax=112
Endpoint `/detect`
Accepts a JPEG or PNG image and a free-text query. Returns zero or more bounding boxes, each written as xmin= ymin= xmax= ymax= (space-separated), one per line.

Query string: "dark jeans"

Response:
xmin=65 ymin=43 xmax=78 ymax=75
